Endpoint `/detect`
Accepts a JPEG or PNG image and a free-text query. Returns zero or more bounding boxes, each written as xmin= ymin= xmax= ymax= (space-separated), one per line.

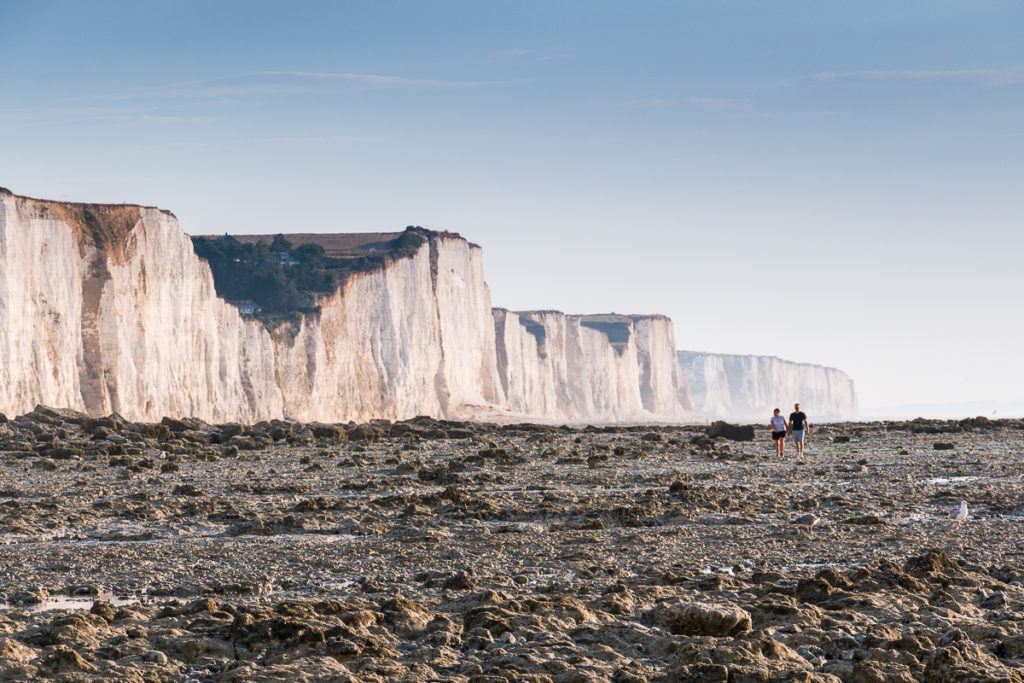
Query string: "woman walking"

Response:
xmin=770 ymin=408 xmax=788 ymax=457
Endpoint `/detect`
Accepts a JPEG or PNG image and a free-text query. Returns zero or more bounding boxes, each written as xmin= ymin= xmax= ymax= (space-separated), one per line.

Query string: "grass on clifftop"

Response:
xmin=191 ymin=228 xmax=426 ymax=324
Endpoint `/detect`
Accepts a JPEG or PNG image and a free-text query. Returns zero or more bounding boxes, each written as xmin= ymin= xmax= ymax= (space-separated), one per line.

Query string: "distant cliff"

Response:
xmin=494 ymin=311 xmax=698 ymax=423
xmin=0 ymin=188 xmax=699 ymax=424
xmin=677 ymin=350 xmax=857 ymax=422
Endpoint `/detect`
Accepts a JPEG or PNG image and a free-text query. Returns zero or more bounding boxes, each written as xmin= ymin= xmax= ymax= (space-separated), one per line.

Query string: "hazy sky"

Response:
xmin=2 ymin=1 xmax=1022 ymax=414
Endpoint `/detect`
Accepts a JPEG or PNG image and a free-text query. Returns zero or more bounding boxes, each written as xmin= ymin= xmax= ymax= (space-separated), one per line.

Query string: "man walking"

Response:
xmin=789 ymin=403 xmax=810 ymax=457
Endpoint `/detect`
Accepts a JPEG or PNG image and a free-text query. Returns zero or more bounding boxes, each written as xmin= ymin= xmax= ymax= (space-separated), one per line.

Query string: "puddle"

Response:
xmin=921 ymin=476 xmax=979 ymax=485
xmin=780 ymin=561 xmax=861 ymax=572
xmin=478 ymin=520 xmax=547 ymax=534
xmin=0 ymin=592 xmax=139 ymax=613
xmin=702 ymin=565 xmax=737 ymax=576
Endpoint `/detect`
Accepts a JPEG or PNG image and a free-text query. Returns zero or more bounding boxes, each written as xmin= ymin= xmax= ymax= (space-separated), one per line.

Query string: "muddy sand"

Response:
xmin=1 ymin=408 xmax=1024 ymax=681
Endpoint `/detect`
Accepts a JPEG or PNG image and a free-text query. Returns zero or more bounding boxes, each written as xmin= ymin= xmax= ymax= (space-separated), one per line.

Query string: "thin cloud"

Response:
xmin=70 ymin=71 xmax=526 ymax=103
xmin=793 ymin=65 xmax=1024 ymax=87
xmin=610 ymin=97 xmax=751 ymax=111
xmin=0 ymin=105 xmax=225 ymax=127
xmin=492 ymin=48 xmax=572 ymax=62
xmin=240 ymin=70 xmax=504 ymax=88
xmin=682 ymin=97 xmax=752 ymax=111
xmin=115 ymin=135 xmax=367 ymax=152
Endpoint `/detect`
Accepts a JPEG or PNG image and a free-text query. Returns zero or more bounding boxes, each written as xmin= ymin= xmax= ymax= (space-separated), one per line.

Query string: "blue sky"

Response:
xmin=2 ymin=1 xmax=1023 ymax=414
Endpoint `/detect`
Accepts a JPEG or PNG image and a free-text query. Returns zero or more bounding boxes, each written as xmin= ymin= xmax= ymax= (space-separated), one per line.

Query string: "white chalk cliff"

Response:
xmin=495 ymin=311 xmax=697 ymax=423
xmin=0 ymin=188 xmax=699 ymax=424
xmin=677 ymin=350 xmax=857 ymax=422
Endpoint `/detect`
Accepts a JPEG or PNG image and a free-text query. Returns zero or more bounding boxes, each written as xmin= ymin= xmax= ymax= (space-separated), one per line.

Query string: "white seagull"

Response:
xmin=952 ymin=500 xmax=968 ymax=525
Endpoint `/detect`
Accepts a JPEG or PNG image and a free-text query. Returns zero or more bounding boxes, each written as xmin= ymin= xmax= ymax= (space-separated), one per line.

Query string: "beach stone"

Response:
xmin=796 ymin=577 xmax=834 ymax=603
xmin=89 ymin=600 xmax=116 ymax=622
xmin=707 ymin=422 xmax=755 ymax=442
xmin=923 ymin=641 xmax=1011 ymax=681
xmin=382 ymin=595 xmax=433 ymax=638
xmin=649 ymin=601 xmax=752 ymax=636
xmin=347 ymin=424 xmax=381 ymax=442
xmin=9 ymin=586 xmax=48 ymax=605
xmin=40 ymin=645 xmax=96 ymax=674
xmin=227 ymin=435 xmax=267 ymax=450
xmin=842 ymin=514 xmax=888 ymax=525
xmin=904 ymin=548 xmax=960 ymax=577
xmin=153 ymin=633 xmax=236 ymax=663
xmin=443 ymin=569 xmax=477 ymax=591
xmin=172 ymin=483 xmax=205 ymax=497
xmin=0 ymin=637 xmax=37 ymax=677
xmin=310 ymin=423 xmax=345 ymax=439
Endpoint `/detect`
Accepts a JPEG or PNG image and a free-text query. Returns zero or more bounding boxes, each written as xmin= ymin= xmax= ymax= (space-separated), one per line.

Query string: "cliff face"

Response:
xmin=494 ymin=311 xmax=699 ymax=423
xmin=0 ymin=191 xmax=282 ymax=423
xmin=677 ymin=350 xmax=857 ymax=422
xmin=0 ymin=189 xmax=698 ymax=424
xmin=273 ymin=233 xmax=504 ymax=422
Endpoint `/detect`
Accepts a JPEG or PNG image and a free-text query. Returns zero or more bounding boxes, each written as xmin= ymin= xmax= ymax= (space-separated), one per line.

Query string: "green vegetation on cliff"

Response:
xmin=191 ymin=228 xmax=427 ymax=323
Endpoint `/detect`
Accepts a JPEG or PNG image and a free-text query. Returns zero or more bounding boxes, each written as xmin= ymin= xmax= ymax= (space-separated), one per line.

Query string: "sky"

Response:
xmin=1 ymin=1 xmax=1023 ymax=415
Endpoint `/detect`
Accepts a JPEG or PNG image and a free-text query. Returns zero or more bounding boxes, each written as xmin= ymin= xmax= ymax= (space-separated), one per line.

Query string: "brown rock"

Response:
xmin=649 ymin=601 xmax=752 ymax=636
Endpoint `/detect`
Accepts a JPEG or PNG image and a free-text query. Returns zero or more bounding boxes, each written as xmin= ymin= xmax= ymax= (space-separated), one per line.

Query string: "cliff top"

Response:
xmin=223 ymin=232 xmax=404 ymax=258
xmin=677 ymin=349 xmax=849 ymax=374
xmin=216 ymin=227 xmax=474 ymax=257
xmin=496 ymin=309 xmax=671 ymax=323
xmin=0 ymin=187 xmax=172 ymax=263
xmin=495 ymin=312 xmax=671 ymax=353
xmin=579 ymin=313 xmax=672 ymax=323
xmin=0 ymin=187 xmax=175 ymax=217
xmin=190 ymin=228 xmax=440 ymax=324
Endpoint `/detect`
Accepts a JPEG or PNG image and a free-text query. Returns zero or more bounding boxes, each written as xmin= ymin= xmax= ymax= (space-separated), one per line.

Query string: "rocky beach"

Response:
xmin=1 ymin=408 xmax=1023 ymax=681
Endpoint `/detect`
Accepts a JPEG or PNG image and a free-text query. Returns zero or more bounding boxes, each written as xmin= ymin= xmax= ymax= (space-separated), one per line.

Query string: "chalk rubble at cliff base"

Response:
xmin=1 ymin=409 xmax=1024 ymax=680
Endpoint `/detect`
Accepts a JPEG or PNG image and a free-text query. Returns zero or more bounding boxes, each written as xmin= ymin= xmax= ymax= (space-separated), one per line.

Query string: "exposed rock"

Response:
xmin=648 ymin=601 xmax=752 ymax=636
xmin=0 ymin=417 xmax=1022 ymax=681
xmin=707 ymin=421 xmax=755 ymax=442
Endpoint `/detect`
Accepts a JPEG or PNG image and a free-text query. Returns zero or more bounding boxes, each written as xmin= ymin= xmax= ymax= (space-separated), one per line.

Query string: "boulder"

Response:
xmin=649 ymin=601 xmax=752 ymax=636
xmin=707 ymin=422 xmax=755 ymax=442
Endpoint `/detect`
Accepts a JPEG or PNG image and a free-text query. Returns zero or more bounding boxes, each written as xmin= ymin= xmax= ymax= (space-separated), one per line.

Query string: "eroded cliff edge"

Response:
xmin=0 ymin=189 xmax=699 ymax=424
xmin=677 ymin=350 xmax=857 ymax=422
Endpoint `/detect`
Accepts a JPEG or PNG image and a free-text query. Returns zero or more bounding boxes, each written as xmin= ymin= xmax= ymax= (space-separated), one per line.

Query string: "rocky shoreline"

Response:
xmin=2 ymin=407 xmax=1024 ymax=681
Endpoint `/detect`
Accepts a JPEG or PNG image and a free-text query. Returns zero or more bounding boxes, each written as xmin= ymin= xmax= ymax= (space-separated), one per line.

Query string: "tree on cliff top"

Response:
xmin=190 ymin=230 xmax=428 ymax=323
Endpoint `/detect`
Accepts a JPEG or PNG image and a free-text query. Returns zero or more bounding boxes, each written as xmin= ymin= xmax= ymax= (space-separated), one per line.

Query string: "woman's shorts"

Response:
xmin=791 ymin=429 xmax=805 ymax=442
xmin=772 ymin=431 xmax=786 ymax=441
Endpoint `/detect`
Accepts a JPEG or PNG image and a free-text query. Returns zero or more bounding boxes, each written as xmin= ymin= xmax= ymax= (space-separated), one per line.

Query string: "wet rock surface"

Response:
xmin=1 ymin=410 xmax=1024 ymax=680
